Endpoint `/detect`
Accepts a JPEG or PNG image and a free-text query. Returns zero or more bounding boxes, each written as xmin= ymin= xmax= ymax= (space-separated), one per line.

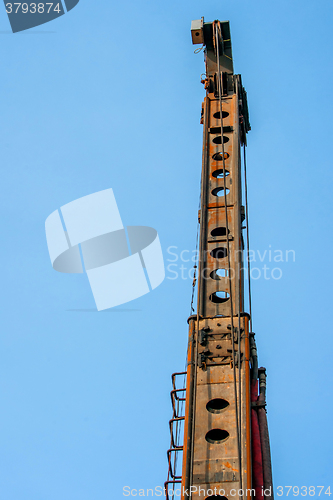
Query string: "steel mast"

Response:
xmin=165 ymin=18 xmax=273 ymax=500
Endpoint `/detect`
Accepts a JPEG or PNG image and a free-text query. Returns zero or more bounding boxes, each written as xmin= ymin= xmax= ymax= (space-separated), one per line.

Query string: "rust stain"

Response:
xmin=225 ymin=461 xmax=239 ymax=472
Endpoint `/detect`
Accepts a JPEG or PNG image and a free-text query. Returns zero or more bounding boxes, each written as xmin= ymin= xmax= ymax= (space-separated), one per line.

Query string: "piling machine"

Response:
xmin=165 ymin=19 xmax=274 ymax=500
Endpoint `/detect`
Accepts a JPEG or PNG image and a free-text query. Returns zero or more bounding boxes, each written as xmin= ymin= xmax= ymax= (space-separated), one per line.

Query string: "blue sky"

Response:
xmin=0 ymin=0 xmax=332 ymax=499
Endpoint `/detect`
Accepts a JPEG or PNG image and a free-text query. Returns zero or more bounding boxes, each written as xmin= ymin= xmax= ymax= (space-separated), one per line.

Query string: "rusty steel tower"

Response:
xmin=165 ymin=19 xmax=274 ymax=500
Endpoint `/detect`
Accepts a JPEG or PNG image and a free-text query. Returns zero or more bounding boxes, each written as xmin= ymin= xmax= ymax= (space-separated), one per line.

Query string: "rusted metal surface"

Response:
xmin=164 ymin=17 xmax=273 ymax=500
xmin=198 ymin=86 xmax=244 ymax=319
xmin=181 ymin=316 xmax=251 ymax=499
xmin=180 ymin=19 xmax=252 ymax=500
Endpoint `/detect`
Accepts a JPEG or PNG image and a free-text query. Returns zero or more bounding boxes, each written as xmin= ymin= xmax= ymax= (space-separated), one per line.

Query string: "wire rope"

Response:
xmin=215 ymin=21 xmax=243 ymax=497
xmin=243 ymin=144 xmax=253 ymax=333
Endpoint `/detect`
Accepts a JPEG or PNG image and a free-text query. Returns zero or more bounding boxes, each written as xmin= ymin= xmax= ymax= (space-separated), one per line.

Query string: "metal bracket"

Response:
xmin=251 ymin=401 xmax=267 ymax=409
xmin=199 ymin=327 xmax=210 ymax=346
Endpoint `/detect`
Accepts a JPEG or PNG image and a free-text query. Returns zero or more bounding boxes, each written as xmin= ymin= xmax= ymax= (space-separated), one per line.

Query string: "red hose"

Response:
xmin=251 ymin=379 xmax=264 ymax=499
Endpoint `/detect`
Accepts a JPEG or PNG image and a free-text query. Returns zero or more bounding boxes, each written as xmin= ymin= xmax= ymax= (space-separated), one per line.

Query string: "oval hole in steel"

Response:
xmin=210 ymin=247 xmax=228 ymax=259
xmin=212 ymin=187 xmax=230 ymax=197
xmin=212 ymin=136 xmax=229 ymax=145
xmin=212 ymin=169 xmax=230 ymax=178
xmin=212 ymin=152 xmax=229 ymax=161
xmin=211 ymin=227 xmax=228 ymax=237
xmin=205 ymin=496 xmax=229 ymax=500
xmin=210 ymin=291 xmax=230 ymax=303
xmin=210 ymin=269 xmax=228 ymax=280
xmin=205 ymin=429 xmax=230 ymax=444
xmin=206 ymin=398 xmax=230 ymax=414
xmin=213 ymin=111 xmax=229 ymax=119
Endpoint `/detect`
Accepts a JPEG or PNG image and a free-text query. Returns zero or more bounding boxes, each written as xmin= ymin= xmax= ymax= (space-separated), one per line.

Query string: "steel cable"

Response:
xmin=243 ymin=144 xmax=253 ymax=332
xmin=215 ymin=21 xmax=243 ymax=497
